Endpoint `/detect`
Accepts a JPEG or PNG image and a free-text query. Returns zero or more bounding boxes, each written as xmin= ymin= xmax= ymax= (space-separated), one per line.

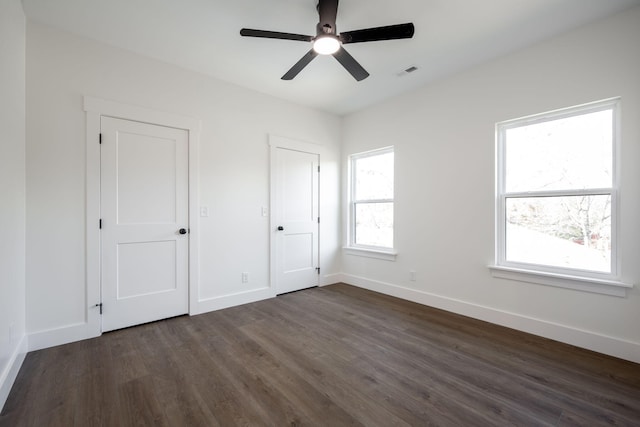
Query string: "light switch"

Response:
xmin=200 ymin=206 xmax=209 ymax=217
xmin=262 ymin=206 xmax=268 ymax=217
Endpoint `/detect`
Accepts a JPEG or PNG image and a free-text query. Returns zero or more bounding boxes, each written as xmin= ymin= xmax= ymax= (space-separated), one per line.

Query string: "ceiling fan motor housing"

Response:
xmin=318 ymin=23 xmax=335 ymax=36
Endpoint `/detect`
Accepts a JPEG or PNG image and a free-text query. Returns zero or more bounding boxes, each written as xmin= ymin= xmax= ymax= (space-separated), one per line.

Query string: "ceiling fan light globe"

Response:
xmin=313 ymin=36 xmax=340 ymax=55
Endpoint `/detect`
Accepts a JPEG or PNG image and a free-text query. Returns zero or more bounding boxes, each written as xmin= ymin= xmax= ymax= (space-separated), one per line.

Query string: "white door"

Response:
xmin=100 ymin=116 xmax=189 ymax=332
xmin=273 ymin=147 xmax=320 ymax=294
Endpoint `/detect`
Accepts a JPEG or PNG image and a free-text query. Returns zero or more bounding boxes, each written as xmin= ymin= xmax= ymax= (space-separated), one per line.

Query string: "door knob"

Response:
xmin=277 ymin=226 xmax=284 ymax=231
xmin=179 ymin=228 xmax=187 ymax=235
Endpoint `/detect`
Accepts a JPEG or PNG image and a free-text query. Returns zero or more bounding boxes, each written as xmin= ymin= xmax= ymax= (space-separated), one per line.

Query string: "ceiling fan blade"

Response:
xmin=333 ymin=47 xmax=369 ymax=81
xmin=340 ymin=23 xmax=415 ymax=44
xmin=317 ymin=0 xmax=339 ymax=32
xmin=240 ymin=28 xmax=313 ymax=42
xmin=282 ymin=50 xmax=319 ymax=80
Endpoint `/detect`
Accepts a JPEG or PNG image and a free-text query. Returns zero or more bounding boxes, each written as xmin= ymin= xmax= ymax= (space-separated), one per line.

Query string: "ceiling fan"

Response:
xmin=240 ymin=0 xmax=415 ymax=81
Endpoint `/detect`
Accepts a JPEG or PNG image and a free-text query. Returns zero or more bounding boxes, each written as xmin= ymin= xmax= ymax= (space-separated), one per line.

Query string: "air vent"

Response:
xmin=396 ymin=65 xmax=419 ymax=77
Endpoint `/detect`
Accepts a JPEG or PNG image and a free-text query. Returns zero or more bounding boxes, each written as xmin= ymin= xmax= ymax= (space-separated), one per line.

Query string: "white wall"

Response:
xmin=0 ymin=0 xmax=28 ymax=410
xmin=341 ymin=7 xmax=640 ymax=362
xmin=25 ymin=22 xmax=342 ymax=347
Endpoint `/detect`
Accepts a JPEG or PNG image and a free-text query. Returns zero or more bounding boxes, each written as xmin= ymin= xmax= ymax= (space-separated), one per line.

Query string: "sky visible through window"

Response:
xmin=506 ymin=110 xmax=612 ymax=192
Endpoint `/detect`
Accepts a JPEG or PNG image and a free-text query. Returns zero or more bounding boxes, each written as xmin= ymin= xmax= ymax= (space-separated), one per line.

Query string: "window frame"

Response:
xmin=347 ymin=146 xmax=396 ymax=257
xmin=493 ymin=98 xmax=631 ymax=295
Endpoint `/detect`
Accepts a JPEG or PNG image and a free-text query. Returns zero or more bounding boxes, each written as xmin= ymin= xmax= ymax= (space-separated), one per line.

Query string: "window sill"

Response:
xmin=343 ymin=247 xmax=397 ymax=261
xmin=489 ymin=265 xmax=633 ymax=297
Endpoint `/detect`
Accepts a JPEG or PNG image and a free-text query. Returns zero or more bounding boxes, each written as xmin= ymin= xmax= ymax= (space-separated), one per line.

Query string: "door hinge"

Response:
xmin=99 ymin=133 xmax=102 ymax=144
xmin=95 ymin=303 xmax=103 ymax=314
xmin=316 ymin=267 xmax=320 ymax=275
xmin=317 ymin=217 xmax=320 ymax=224
xmin=317 ymin=165 xmax=320 ymax=173
xmin=99 ymin=219 xmax=102 ymax=229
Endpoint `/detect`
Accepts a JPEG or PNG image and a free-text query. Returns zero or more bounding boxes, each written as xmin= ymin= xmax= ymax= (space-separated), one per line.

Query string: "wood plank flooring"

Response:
xmin=2 ymin=283 xmax=639 ymax=426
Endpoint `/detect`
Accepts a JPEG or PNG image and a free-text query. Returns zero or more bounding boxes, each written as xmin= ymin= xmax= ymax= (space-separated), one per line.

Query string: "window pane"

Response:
xmin=505 ymin=110 xmax=612 ymax=192
xmin=354 ymin=151 xmax=394 ymax=200
xmin=505 ymin=195 xmax=611 ymax=272
xmin=355 ymin=203 xmax=393 ymax=248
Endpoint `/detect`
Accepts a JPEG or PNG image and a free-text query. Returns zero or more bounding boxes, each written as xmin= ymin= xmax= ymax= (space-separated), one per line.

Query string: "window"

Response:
xmin=496 ymin=99 xmax=620 ymax=284
xmin=348 ymin=147 xmax=394 ymax=253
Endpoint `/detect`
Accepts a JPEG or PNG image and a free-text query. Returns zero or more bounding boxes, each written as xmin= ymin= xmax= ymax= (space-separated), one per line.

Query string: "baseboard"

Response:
xmin=0 ymin=334 xmax=28 ymax=413
xmin=192 ymin=277 xmax=344 ymax=315
xmin=28 ymin=321 xmax=99 ymax=352
xmin=321 ymin=273 xmax=342 ymax=287
xmin=190 ymin=287 xmax=275 ymax=315
xmin=340 ymin=273 xmax=640 ymax=364
xmin=27 ymin=288 xmax=276 ymax=350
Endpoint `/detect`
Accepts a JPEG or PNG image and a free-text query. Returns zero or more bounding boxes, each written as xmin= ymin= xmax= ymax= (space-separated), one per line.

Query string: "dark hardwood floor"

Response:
xmin=2 ymin=283 xmax=639 ymax=426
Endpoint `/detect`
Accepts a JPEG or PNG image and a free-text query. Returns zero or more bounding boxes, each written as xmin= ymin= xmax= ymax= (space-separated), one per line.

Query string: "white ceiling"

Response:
xmin=22 ymin=0 xmax=640 ymax=115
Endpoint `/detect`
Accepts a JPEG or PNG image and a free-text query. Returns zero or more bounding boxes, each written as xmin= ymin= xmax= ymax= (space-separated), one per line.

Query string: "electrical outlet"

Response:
xmin=410 ymin=270 xmax=416 ymax=281
xmin=242 ymin=272 xmax=249 ymax=283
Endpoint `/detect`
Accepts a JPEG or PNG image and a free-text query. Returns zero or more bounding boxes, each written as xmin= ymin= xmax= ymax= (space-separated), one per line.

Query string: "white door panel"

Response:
xmin=284 ymin=232 xmax=315 ymax=272
xmin=274 ymin=147 xmax=319 ymax=294
xmin=116 ymin=132 xmax=178 ymax=224
xmin=101 ymin=116 xmax=188 ymax=332
xmin=117 ymin=240 xmax=177 ymax=299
